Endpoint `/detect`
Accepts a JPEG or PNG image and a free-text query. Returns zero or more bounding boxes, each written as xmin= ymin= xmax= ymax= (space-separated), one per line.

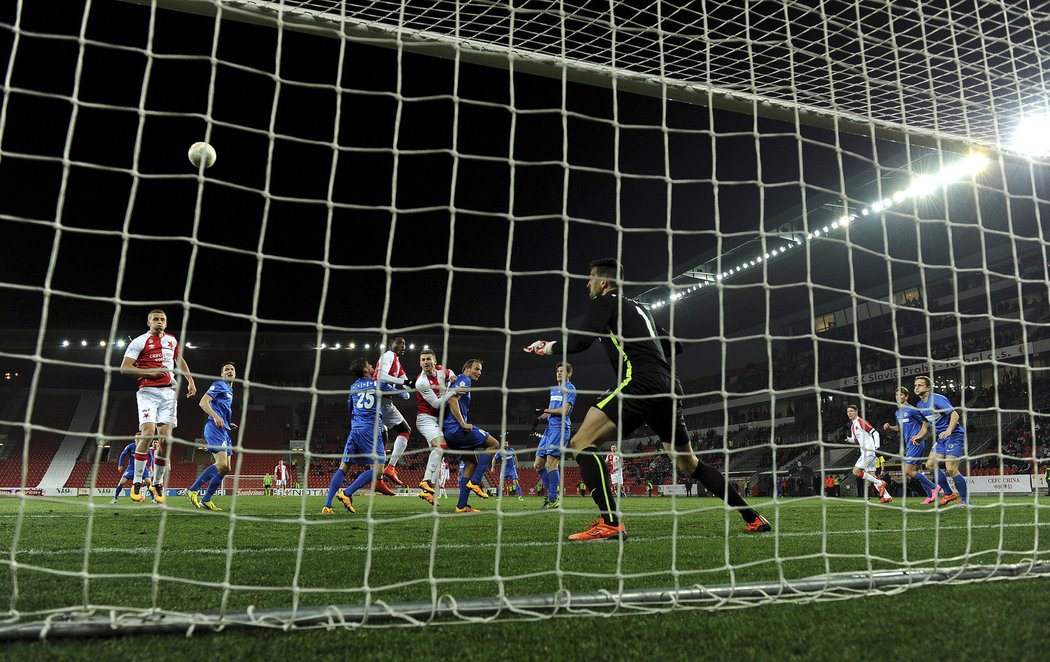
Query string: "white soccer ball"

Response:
xmin=188 ymin=142 xmax=217 ymax=169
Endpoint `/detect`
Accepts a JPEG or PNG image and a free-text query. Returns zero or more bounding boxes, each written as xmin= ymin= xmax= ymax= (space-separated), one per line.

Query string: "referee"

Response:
xmin=525 ymin=258 xmax=770 ymax=541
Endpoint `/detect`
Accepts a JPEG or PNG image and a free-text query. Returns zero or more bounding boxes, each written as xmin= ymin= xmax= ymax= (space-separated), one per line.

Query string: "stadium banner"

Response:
xmin=1034 ymin=475 xmax=1047 ymax=491
xmin=51 ymin=487 xmax=77 ymax=496
xmin=830 ymin=340 xmax=1049 ymax=388
xmin=967 ymin=475 xmax=1032 ymax=494
xmin=78 ymin=488 xmax=90 ymax=496
xmin=0 ymin=488 xmax=45 ymax=496
xmin=659 ymin=484 xmax=686 ymax=496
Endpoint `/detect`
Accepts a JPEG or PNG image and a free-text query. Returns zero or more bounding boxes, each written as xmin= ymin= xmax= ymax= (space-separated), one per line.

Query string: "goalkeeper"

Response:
xmin=525 ymin=258 xmax=770 ymax=541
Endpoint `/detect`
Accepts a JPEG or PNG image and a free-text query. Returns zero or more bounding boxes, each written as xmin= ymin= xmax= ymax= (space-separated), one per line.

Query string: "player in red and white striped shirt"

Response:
xmin=374 ymin=337 xmax=413 ymax=487
xmin=273 ymin=460 xmax=288 ymax=497
xmin=606 ymin=445 xmax=626 ymax=498
xmin=846 ymin=403 xmax=893 ymax=503
xmin=119 ymin=309 xmax=197 ymax=503
xmin=415 ymin=349 xmax=466 ymax=504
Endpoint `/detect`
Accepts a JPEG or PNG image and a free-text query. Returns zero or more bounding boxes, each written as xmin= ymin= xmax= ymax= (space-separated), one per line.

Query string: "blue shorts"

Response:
xmin=536 ymin=427 xmax=570 ymax=458
xmin=342 ymin=428 xmax=386 ymax=466
xmin=122 ymin=467 xmax=151 ymax=481
xmin=204 ymin=424 xmax=233 ymax=456
xmin=935 ymin=433 xmax=964 ymax=458
xmin=904 ymin=440 xmax=928 ymax=465
xmin=503 ymin=469 xmax=518 ymax=481
xmin=443 ymin=425 xmax=490 ymax=450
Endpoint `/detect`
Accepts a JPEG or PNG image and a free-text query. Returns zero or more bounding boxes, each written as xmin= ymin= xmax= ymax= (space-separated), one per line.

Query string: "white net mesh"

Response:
xmin=0 ymin=0 xmax=1049 ymax=639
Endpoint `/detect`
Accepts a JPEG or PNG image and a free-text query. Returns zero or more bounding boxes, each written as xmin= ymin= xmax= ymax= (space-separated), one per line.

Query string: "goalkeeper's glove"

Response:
xmin=524 ymin=340 xmax=556 ymax=355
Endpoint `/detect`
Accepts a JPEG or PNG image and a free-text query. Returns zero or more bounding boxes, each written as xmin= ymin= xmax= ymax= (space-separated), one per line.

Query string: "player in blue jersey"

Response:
xmin=533 ymin=362 xmax=576 ymax=510
xmin=498 ymin=440 xmax=523 ymax=500
xmin=111 ymin=436 xmax=157 ymax=503
xmin=187 ymin=363 xmax=237 ymax=512
xmin=443 ymin=359 xmax=500 ymax=513
xmin=913 ymin=375 xmax=968 ymax=506
xmin=322 ymin=357 xmax=402 ymax=514
xmin=882 ymin=386 xmax=938 ymax=503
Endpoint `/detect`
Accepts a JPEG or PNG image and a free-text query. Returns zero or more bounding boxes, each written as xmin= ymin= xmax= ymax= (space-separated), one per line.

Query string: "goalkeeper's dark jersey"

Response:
xmin=561 ymin=292 xmax=682 ymax=378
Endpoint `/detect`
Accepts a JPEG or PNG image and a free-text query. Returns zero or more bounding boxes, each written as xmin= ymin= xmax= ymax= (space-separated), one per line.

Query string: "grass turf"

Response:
xmin=1 ymin=492 xmax=1049 ymax=656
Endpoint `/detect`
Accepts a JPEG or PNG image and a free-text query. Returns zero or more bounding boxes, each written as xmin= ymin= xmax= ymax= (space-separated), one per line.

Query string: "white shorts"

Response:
xmin=611 ymin=472 xmax=624 ymax=485
xmin=416 ymin=414 xmax=443 ymax=444
xmin=854 ymin=449 xmax=877 ymax=473
xmin=381 ymin=400 xmax=406 ymax=428
xmin=275 ymin=479 xmax=287 ymax=488
xmin=137 ymin=387 xmax=178 ymax=429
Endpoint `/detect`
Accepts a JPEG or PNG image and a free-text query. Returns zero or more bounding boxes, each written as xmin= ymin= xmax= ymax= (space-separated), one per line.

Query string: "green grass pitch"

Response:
xmin=1 ymin=493 xmax=1049 ymax=657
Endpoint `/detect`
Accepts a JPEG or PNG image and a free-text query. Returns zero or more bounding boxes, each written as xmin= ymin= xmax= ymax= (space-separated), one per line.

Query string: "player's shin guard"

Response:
xmin=547 ymin=468 xmax=560 ymax=502
xmin=952 ymin=474 xmax=969 ymax=501
xmin=915 ymin=471 xmax=937 ymax=496
xmin=389 ymin=434 xmax=409 ymax=466
xmin=133 ymin=453 xmax=149 ymax=483
xmin=456 ymin=476 xmax=471 ymax=509
xmin=423 ymin=447 xmax=443 ymax=483
xmin=471 ymin=453 xmax=494 ymax=485
xmin=153 ymin=456 xmax=167 ymax=488
xmin=347 ymin=469 xmax=374 ymax=497
xmin=203 ymin=470 xmax=224 ymax=501
xmin=692 ymin=462 xmax=760 ymax=523
xmin=324 ymin=469 xmax=346 ymax=508
xmin=190 ymin=464 xmax=218 ymax=492
xmin=576 ymin=449 xmax=618 ymax=526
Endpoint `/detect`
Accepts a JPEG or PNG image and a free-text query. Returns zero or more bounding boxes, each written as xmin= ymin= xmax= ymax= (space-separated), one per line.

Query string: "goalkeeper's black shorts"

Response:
xmin=595 ymin=371 xmax=690 ymax=448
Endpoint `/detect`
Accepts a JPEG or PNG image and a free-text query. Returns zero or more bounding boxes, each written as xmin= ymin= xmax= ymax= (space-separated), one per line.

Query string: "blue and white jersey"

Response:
xmin=500 ymin=448 xmax=517 ymax=475
xmin=546 ymin=381 xmax=576 ymax=432
xmin=118 ymin=442 xmax=153 ymax=470
xmin=347 ymin=378 xmax=390 ymax=431
xmin=895 ymin=404 xmax=925 ymax=442
xmin=442 ymin=374 xmax=475 ymax=434
xmin=917 ymin=393 xmax=963 ymax=440
xmin=204 ymin=380 xmax=234 ymax=430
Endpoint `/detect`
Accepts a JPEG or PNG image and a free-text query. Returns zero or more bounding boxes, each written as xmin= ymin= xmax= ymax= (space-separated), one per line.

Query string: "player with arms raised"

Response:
xmin=414 ymin=349 xmax=466 ymax=505
xmin=525 ymin=258 xmax=770 ymax=540
xmin=374 ymin=336 xmax=413 ymax=487
xmin=534 ymin=362 xmax=576 ymax=510
xmin=120 ymin=309 xmax=196 ymax=503
xmin=882 ymin=386 xmax=938 ymax=504
xmin=846 ymin=403 xmax=893 ymax=503
xmin=187 ymin=362 xmax=238 ymax=511
xmin=913 ymin=375 xmax=968 ymax=506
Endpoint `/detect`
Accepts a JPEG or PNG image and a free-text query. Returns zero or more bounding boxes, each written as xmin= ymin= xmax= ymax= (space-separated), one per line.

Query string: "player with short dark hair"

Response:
xmin=187 ymin=362 xmax=238 ymax=511
xmin=882 ymin=386 xmax=938 ymax=503
xmin=913 ymin=375 xmax=968 ymax=506
xmin=443 ymin=359 xmax=500 ymax=513
xmin=322 ymin=357 xmax=402 ymax=515
xmin=120 ymin=308 xmax=197 ymax=503
xmin=846 ymin=404 xmax=893 ymax=503
xmin=525 ymin=258 xmax=770 ymax=540
xmin=533 ymin=361 xmax=576 ymax=510
xmin=375 ymin=336 xmax=413 ymax=487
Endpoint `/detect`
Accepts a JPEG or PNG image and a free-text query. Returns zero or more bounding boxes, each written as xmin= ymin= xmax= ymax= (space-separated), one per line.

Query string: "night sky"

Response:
xmin=2 ymin=1 xmax=1042 ymax=394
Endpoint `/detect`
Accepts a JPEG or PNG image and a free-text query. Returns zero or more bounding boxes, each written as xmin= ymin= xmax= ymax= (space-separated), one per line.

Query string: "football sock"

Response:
xmin=133 ymin=453 xmax=148 ymax=482
xmin=915 ymin=472 xmax=936 ymax=496
xmin=937 ymin=469 xmax=954 ymax=494
xmin=457 ymin=476 xmax=471 ymax=509
xmin=113 ymin=484 xmax=122 ymax=499
xmin=423 ymin=447 xmax=443 ymax=483
xmin=153 ymin=456 xmax=167 ymax=487
xmin=537 ymin=467 xmax=548 ymax=497
xmin=202 ymin=471 xmax=224 ymax=502
xmin=389 ymin=434 xmax=410 ymax=466
xmin=471 ymin=453 xmax=494 ymax=484
xmin=576 ymin=449 xmax=618 ymax=526
xmin=346 ymin=469 xmax=374 ymax=497
xmin=547 ymin=468 xmax=560 ymax=502
xmin=324 ymin=469 xmax=346 ymax=508
xmin=515 ymin=484 xmax=522 ymax=497
xmin=952 ymin=474 xmax=969 ymax=501
xmin=190 ymin=464 xmax=218 ymax=492
xmin=692 ymin=462 xmax=759 ymax=523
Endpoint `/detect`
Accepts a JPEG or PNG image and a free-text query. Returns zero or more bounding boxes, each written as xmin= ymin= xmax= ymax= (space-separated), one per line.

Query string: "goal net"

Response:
xmin=1 ymin=0 xmax=1049 ymax=639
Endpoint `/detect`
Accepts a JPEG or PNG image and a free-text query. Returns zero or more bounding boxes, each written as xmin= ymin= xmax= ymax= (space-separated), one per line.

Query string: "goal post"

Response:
xmin=2 ymin=0 xmax=1050 ymax=642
